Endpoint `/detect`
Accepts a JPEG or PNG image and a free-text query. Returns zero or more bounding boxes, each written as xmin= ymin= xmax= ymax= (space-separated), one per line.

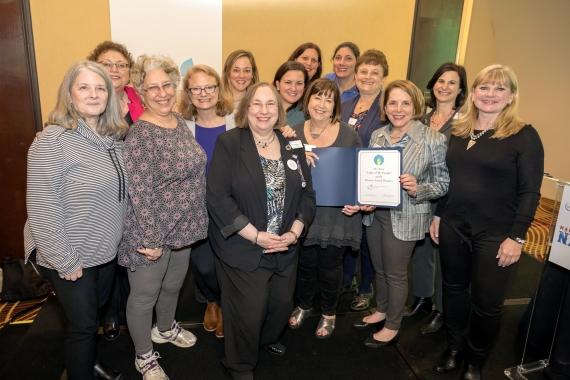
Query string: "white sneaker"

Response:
xmin=151 ymin=320 xmax=197 ymax=348
xmin=135 ymin=350 xmax=169 ymax=380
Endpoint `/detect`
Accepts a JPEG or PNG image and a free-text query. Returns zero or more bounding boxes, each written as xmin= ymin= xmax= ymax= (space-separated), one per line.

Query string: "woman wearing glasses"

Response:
xmin=86 ymin=41 xmax=144 ymax=343
xmin=207 ymin=82 xmax=315 ymax=379
xmin=87 ymin=41 xmax=144 ymax=125
xmin=118 ymin=55 xmax=208 ymax=380
xmin=179 ymin=64 xmax=235 ymax=339
xmin=287 ymin=42 xmax=323 ymax=85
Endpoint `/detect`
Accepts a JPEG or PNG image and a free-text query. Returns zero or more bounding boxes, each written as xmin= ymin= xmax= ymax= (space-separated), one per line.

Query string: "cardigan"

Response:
xmin=124 ymin=86 xmax=144 ymax=122
xmin=365 ymin=120 xmax=449 ymax=241
xmin=24 ymin=120 xmax=128 ymax=276
xmin=185 ymin=113 xmax=236 ymax=136
xmin=207 ymin=128 xmax=316 ymax=271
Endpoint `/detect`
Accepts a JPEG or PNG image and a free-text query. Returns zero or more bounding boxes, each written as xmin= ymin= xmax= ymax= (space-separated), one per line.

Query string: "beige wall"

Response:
xmin=222 ymin=0 xmax=415 ymax=84
xmin=30 ymin=0 xmax=111 ymax=122
xmin=463 ymin=0 xmax=570 ymax=198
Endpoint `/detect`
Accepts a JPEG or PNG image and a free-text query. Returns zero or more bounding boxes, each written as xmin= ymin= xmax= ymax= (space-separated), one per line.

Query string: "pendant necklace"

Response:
xmin=255 ymin=132 xmax=276 ymax=148
xmin=310 ymin=122 xmax=329 ymax=139
xmin=467 ymin=122 xmax=493 ymax=150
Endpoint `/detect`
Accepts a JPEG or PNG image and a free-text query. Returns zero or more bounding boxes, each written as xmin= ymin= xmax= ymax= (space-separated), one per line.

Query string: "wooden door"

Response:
xmin=0 ymin=0 xmax=42 ymax=260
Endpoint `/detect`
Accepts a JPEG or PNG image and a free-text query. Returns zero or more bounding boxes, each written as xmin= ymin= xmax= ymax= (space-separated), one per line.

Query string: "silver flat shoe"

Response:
xmin=289 ymin=307 xmax=312 ymax=329
xmin=315 ymin=316 xmax=335 ymax=339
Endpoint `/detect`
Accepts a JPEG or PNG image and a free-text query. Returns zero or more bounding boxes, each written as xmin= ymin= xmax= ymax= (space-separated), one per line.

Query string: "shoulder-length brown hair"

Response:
xmin=302 ymin=78 xmax=342 ymax=124
xmin=426 ymin=62 xmax=467 ymax=109
xmin=381 ymin=80 xmax=424 ymax=122
xmin=221 ymin=50 xmax=259 ymax=101
xmin=287 ymin=42 xmax=323 ymax=83
xmin=234 ymin=82 xmax=286 ymax=130
xmin=273 ymin=61 xmax=309 ymax=112
xmin=452 ymin=64 xmax=524 ymax=139
xmin=178 ymin=64 xmax=234 ymax=120
xmin=47 ymin=61 xmax=128 ymax=140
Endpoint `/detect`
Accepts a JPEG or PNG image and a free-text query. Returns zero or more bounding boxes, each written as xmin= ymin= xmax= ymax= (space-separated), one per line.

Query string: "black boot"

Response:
xmin=420 ymin=310 xmax=444 ymax=335
xmin=103 ymin=320 xmax=120 ymax=341
xmin=433 ymin=348 xmax=464 ymax=373
xmin=93 ymin=362 xmax=123 ymax=380
xmin=403 ymin=297 xmax=433 ymax=317
xmin=458 ymin=362 xmax=482 ymax=380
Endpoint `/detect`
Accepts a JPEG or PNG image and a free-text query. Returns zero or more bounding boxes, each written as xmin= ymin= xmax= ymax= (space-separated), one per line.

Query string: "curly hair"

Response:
xmin=130 ymin=54 xmax=181 ymax=94
xmin=355 ymin=49 xmax=389 ymax=77
xmin=86 ymin=41 xmax=134 ymax=67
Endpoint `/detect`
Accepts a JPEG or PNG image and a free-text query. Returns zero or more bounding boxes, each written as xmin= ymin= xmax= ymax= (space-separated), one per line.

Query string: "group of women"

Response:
xmin=23 ymin=39 xmax=544 ymax=380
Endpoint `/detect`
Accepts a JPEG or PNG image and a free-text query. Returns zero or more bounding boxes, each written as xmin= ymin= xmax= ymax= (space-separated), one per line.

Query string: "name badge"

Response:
xmin=348 ymin=117 xmax=358 ymax=126
xmin=287 ymin=159 xmax=298 ymax=170
xmin=289 ymin=140 xmax=303 ymax=149
xmin=304 ymin=144 xmax=316 ymax=152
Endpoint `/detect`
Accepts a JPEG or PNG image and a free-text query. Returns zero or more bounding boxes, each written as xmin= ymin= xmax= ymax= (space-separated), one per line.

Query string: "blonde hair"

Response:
xmin=130 ymin=54 xmax=180 ymax=94
xmin=234 ymin=82 xmax=286 ymax=130
xmin=221 ymin=50 xmax=259 ymax=101
xmin=47 ymin=61 xmax=128 ymax=140
xmin=381 ymin=80 xmax=424 ymax=122
xmin=452 ymin=64 xmax=524 ymax=139
xmin=178 ymin=64 xmax=234 ymax=120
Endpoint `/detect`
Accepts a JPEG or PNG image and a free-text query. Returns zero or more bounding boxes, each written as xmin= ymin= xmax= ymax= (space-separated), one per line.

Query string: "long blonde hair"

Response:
xmin=452 ymin=64 xmax=524 ymax=139
xmin=178 ymin=64 xmax=234 ymax=120
xmin=47 ymin=61 xmax=128 ymax=140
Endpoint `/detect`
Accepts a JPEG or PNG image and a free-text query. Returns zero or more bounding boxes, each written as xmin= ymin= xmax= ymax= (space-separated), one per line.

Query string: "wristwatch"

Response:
xmin=510 ymin=236 xmax=526 ymax=244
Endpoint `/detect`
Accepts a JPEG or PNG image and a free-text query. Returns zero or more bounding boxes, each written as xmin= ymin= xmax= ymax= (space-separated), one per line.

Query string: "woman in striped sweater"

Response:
xmin=25 ymin=61 xmax=129 ymax=380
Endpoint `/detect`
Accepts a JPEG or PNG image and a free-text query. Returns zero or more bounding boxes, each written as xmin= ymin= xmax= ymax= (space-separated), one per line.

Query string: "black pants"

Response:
xmin=103 ymin=260 xmax=130 ymax=323
xmin=191 ymin=238 xmax=221 ymax=303
xmin=42 ymin=260 xmax=115 ymax=380
xmin=439 ymin=218 xmax=518 ymax=365
xmin=296 ymin=244 xmax=346 ymax=316
xmin=216 ymin=256 xmax=296 ymax=379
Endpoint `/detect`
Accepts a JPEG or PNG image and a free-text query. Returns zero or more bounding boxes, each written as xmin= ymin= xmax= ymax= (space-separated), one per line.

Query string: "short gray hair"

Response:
xmin=130 ymin=54 xmax=180 ymax=93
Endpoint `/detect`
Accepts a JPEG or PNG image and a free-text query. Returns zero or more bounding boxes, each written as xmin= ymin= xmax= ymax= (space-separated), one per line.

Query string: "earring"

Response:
xmin=508 ymin=101 xmax=512 ymax=105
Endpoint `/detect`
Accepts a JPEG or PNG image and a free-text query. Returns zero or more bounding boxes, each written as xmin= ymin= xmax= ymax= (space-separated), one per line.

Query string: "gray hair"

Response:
xmin=47 ymin=61 xmax=128 ymax=140
xmin=130 ymin=54 xmax=181 ymax=93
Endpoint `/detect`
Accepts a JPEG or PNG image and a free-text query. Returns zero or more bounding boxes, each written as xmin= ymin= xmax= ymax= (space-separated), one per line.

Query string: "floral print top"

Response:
xmin=118 ymin=114 xmax=208 ymax=270
xmin=260 ymin=156 xmax=286 ymax=235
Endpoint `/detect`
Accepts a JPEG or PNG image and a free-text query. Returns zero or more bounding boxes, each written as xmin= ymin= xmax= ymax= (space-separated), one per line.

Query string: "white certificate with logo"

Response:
xmin=357 ymin=149 xmax=402 ymax=207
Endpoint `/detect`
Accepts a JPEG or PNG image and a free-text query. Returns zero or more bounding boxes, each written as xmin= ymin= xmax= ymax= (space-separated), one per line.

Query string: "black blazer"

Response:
xmin=207 ymin=128 xmax=316 ymax=271
xmin=341 ymin=91 xmax=388 ymax=147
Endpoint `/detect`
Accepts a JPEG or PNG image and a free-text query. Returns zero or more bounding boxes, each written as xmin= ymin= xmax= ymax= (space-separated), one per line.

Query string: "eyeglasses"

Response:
xmin=98 ymin=60 xmax=129 ymax=71
xmin=187 ymin=85 xmax=218 ymax=95
xmin=249 ymin=102 xmax=278 ymax=111
xmin=143 ymin=82 xmax=173 ymax=95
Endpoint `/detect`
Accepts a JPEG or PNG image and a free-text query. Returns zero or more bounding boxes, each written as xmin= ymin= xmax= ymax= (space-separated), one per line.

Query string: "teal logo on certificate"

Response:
xmin=374 ymin=155 xmax=384 ymax=165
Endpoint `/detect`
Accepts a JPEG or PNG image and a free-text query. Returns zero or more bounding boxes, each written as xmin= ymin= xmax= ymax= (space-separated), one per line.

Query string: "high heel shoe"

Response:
xmin=315 ymin=315 xmax=335 ymax=339
xmin=352 ymin=316 xmax=385 ymax=329
xmin=364 ymin=332 xmax=400 ymax=348
xmin=403 ymin=296 xmax=433 ymax=317
xmin=289 ymin=307 xmax=312 ymax=329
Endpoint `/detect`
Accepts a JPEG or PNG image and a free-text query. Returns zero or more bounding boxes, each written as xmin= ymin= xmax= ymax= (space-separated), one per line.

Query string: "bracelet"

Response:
xmin=252 ymin=230 xmax=259 ymax=245
xmin=289 ymin=230 xmax=299 ymax=244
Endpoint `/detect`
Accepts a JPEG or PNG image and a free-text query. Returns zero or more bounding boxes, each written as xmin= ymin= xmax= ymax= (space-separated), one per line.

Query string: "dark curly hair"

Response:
xmin=86 ymin=41 xmax=134 ymax=68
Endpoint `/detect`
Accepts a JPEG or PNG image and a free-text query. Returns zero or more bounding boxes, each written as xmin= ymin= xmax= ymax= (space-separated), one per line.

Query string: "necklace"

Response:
xmin=310 ymin=122 xmax=329 ymax=139
xmin=255 ymin=132 xmax=276 ymax=148
xmin=430 ymin=109 xmax=454 ymax=129
xmin=467 ymin=122 xmax=493 ymax=150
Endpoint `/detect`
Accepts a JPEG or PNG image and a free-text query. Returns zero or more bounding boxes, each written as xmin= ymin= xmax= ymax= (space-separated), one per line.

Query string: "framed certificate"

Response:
xmin=311 ymin=147 xmax=402 ymax=208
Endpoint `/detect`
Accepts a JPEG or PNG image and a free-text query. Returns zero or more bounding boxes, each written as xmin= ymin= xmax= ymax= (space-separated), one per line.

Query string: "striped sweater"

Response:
xmin=24 ymin=120 xmax=128 ymax=276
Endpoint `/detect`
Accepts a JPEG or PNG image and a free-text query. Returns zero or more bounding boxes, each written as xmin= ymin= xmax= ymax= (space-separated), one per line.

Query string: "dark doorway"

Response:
xmin=0 ymin=0 xmax=42 ymax=260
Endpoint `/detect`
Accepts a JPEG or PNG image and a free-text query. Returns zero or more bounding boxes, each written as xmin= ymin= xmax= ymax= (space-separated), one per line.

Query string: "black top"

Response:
xmin=206 ymin=128 xmax=316 ymax=271
xmin=435 ymin=124 xmax=544 ymax=239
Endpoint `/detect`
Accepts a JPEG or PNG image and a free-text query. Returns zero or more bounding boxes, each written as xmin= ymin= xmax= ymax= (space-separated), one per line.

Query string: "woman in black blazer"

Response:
xmin=207 ymin=82 xmax=316 ymax=380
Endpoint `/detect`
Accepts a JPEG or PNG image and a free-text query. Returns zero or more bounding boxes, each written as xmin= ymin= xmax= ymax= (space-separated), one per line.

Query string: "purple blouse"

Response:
xmin=118 ymin=114 xmax=208 ymax=271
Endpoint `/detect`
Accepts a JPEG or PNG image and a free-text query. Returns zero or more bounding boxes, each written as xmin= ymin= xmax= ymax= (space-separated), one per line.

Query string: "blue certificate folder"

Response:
xmin=311 ymin=147 xmax=402 ymax=208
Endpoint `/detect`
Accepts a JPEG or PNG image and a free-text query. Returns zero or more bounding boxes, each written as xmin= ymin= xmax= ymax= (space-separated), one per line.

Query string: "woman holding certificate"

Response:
xmin=354 ymin=80 xmax=449 ymax=348
xmin=430 ymin=65 xmax=543 ymax=379
xmin=288 ymin=78 xmax=363 ymax=339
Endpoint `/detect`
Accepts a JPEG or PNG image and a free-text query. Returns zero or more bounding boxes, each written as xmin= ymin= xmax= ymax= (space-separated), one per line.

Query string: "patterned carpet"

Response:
xmin=0 ymin=295 xmax=48 ymax=330
xmin=523 ymin=197 xmax=559 ymax=261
